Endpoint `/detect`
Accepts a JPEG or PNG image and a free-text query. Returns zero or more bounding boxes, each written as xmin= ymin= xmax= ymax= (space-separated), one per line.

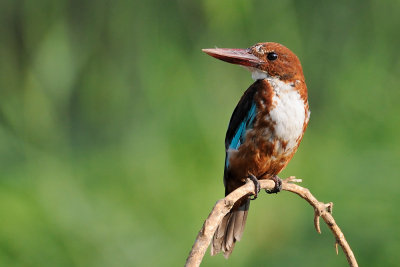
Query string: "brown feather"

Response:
xmin=211 ymin=200 xmax=250 ymax=259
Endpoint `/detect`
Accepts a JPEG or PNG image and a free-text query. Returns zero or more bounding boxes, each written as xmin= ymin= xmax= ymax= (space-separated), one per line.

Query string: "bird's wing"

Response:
xmin=223 ymin=80 xmax=260 ymax=195
xmin=225 ymin=81 xmax=259 ymax=151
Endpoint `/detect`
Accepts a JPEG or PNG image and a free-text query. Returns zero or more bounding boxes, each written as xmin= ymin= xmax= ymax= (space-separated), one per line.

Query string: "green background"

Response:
xmin=1 ymin=0 xmax=399 ymax=266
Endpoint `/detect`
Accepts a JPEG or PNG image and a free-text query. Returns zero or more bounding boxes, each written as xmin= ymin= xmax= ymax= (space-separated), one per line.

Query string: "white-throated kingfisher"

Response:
xmin=202 ymin=42 xmax=310 ymax=258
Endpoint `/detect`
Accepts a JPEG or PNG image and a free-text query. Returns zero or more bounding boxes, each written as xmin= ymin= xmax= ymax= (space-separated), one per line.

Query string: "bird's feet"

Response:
xmin=247 ymin=173 xmax=260 ymax=200
xmin=265 ymin=175 xmax=282 ymax=194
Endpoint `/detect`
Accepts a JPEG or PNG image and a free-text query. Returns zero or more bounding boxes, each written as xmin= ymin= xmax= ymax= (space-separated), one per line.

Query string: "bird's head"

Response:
xmin=202 ymin=42 xmax=304 ymax=82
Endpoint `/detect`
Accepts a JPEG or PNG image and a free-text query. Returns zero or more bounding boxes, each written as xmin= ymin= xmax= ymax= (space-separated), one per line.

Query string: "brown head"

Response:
xmin=202 ymin=42 xmax=305 ymax=82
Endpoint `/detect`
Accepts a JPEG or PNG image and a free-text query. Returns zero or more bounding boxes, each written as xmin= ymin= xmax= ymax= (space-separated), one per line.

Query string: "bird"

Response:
xmin=202 ymin=42 xmax=310 ymax=258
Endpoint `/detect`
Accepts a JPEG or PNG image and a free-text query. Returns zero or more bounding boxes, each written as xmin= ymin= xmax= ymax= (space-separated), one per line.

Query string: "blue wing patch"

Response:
xmin=226 ymin=102 xmax=257 ymax=168
xmin=228 ymin=102 xmax=256 ymax=149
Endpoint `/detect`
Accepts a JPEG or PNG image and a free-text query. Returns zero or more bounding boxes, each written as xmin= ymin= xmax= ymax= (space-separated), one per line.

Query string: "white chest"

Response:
xmin=247 ymin=68 xmax=309 ymax=154
xmin=268 ymin=78 xmax=307 ymax=151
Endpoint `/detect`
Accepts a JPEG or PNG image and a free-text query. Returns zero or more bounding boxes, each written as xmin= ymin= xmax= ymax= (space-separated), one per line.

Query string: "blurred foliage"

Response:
xmin=0 ymin=0 xmax=399 ymax=266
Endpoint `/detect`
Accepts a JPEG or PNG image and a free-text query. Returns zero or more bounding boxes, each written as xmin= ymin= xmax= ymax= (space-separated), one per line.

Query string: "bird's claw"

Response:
xmin=247 ymin=173 xmax=260 ymax=200
xmin=265 ymin=176 xmax=282 ymax=194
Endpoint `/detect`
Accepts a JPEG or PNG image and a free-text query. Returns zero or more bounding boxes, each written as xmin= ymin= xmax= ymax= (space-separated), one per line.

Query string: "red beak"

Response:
xmin=202 ymin=48 xmax=263 ymax=68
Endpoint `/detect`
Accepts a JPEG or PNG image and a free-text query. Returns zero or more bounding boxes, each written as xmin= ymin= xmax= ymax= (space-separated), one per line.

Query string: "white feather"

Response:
xmin=269 ymin=79 xmax=305 ymax=150
xmin=247 ymin=68 xmax=308 ymax=152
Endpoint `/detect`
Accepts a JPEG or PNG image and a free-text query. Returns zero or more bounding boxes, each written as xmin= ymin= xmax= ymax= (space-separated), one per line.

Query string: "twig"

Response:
xmin=185 ymin=176 xmax=358 ymax=267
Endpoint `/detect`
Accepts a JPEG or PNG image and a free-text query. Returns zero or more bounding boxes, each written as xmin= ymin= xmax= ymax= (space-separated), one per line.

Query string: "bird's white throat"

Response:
xmin=248 ymin=67 xmax=270 ymax=81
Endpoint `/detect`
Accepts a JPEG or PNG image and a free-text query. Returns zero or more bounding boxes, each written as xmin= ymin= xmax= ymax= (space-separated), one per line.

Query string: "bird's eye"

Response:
xmin=267 ymin=52 xmax=278 ymax=61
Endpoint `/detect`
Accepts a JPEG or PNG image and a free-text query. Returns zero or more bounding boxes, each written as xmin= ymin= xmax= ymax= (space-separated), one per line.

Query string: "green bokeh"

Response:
xmin=1 ymin=0 xmax=399 ymax=266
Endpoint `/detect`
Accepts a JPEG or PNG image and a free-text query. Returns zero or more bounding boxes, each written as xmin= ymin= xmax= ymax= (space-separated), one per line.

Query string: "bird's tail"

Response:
xmin=211 ymin=199 xmax=250 ymax=258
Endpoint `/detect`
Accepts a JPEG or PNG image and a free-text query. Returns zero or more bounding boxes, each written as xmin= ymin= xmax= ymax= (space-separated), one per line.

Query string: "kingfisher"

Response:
xmin=202 ymin=42 xmax=310 ymax=258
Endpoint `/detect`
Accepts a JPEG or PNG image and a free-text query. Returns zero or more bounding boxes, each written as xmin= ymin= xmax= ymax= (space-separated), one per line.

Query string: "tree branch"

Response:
xmin=185 ymin=176 xmax=358 ymax=267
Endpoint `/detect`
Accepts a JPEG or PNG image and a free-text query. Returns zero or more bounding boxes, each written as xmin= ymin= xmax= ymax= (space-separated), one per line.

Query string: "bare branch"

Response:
xmin=185 ymin=177 xmax=358 ymax=267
